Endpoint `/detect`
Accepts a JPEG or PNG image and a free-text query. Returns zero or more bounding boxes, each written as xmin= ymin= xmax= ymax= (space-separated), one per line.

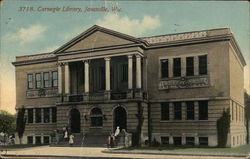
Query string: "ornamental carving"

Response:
xmin=26 ymin=88 xmax=58 ymax=98
xmin=159 ymin=76 xmax=209 ymax=90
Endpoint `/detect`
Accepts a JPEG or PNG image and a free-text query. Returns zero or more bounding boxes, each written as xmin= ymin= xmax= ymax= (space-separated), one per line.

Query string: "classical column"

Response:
xmin=58 ymin=63 xmax=63 ymax=94
xmin=168 ymin=58 xmax=173 ymax=78
xmin=181 ymin=57 xmax=186 ymax=77
xmin=194 ymin=56 xmax=199 ymax=76
xmin=136 ymin=55 xmax=142 ymax=89
xmin=128 ymin=55 xmax=133 ymax=89
xmin=84 ymin=60 xmax=89 ymax=93
xmin=105 ymin=57 xmax=111 ymax=91
xmin=64 ymin=62 xmax=70 ymax=94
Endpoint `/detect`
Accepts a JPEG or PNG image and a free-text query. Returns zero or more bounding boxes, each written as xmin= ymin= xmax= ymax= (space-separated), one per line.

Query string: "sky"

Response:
xmin=0 ymin=1 xmax=249 ymax=114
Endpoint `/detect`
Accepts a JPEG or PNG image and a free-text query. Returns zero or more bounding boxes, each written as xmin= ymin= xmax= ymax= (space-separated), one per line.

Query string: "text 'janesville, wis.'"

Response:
xmin=18 ymin=6 xmax=122 ymax=13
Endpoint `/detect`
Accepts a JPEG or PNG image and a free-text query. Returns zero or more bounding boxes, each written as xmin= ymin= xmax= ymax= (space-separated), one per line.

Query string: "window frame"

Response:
xmin=52 ymin=71 xmax=58 ymax=87
xmin=160 ymin=59 xmax=169 ymax=78
xmin=27 ymin=74 xmax=33 ymax=89
xmin=27 ymin=108 xmax=33 ymax=123
xmin=199 ymin=55 xmax=207 ymax=75
xmin=186 ymin=101 xmax=195 ymax=120
xmin=43 ymin=72 xmax=50 ymax=88
xmin=199 ymin=101 xmax=208 ymax=120
xmin=186 ymin=137 xmax=195 ymax=146
xmin=43 ymin=108 xmax=50 ymax=123
xmin=35 ymin=73 xmax=42 ymax=89
xmin=161 ymin=136 xmax=169 ymax=145
xmin=161 ymin=102 xmax=169 ymax=120
xmin=199 ymin=137 xmax=208 ymax=146
xmin=90 ymin=107 xmax=103 ymax=127
xmin=121 ymin=64 xmax=128 ymax=82
xmin=35 ymin=108 xmax=42 ymax=123
xmin=174 ymin=102 xmax=182 ymax=120
xmin=27 ymin=136 xmax=33 ymax=144
xmin=173 ymin=137 xmax=182 ymax=146
xmin=52 ymin=107 xmax=57 ymax=123
xmin=173 ymin=58 xmax=181 ymax=77
xmin=186 ymin=56 xmax=194 ymax=76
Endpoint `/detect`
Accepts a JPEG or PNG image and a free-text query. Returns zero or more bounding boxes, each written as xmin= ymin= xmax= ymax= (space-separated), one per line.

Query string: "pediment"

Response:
xmin=54 ymin=25 xmax=145 ymax=54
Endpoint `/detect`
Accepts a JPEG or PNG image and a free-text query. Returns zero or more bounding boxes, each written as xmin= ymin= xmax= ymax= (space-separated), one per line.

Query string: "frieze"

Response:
xmin=28 ymin=53 xmax=56 ymax=60
xmin=143 ymin=31 xmax=207 ymax=44
xmin=159 ymin=76 xmax=209 ymax=90
xmin=26 ymin=88 xmax=58 ymax=98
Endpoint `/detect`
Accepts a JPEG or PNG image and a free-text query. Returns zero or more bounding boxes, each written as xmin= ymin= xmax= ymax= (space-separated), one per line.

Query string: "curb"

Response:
xmin=102 ymin=149 xmax=247 ymax=158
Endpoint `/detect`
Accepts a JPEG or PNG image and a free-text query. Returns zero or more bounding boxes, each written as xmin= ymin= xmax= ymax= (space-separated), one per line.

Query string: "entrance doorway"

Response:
xmin=70 ymin=109 xmax=80 ymax=133
xmin=113 ymin=106 xmax=127 ymax=131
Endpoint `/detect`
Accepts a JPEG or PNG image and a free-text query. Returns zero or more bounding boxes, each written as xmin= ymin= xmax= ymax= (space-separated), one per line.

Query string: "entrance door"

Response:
xmin=70 ymin=109 xmax=80 ymax=133
xmin=114 ymin=106 xmax=127 ymax=131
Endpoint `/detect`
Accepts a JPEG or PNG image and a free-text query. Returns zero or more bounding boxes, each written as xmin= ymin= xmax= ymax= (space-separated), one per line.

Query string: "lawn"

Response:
xmin=121 ymin=144 xmax=250 ymax=155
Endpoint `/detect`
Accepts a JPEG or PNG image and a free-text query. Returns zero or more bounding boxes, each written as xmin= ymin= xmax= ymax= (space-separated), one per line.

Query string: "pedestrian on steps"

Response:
xmin=69 ymin=134 xmax=74 ymax=146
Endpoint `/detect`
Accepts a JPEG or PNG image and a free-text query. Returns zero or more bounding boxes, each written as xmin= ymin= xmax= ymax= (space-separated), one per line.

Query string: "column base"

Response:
xmin=83 ymin=93 xmax=89 ymax=101
xmin=127 ymin=89 xmax=134 ymax=99
xmin=104 ymin=91 xmax=111 ymax=100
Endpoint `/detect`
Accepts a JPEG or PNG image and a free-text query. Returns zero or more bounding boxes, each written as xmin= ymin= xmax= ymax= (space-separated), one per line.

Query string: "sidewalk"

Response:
xmin=1 ymin=146 xmax=248 ymax=159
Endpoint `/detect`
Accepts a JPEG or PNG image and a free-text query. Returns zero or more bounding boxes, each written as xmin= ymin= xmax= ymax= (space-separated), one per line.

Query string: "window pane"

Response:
xmin=199 ymin=137 xmax=208 ymax=146
xmin=44 ymin=108 xmax=50 ymax=123
xmin=161 ymin=102 xmax=169 ymax=120
xmin=35 ymin=108 xmax=41 ymax=123
xmin=174 ymin=102 xmax=182 ymax=120
xmin=199 ymin=101 xmax=208 ymax=120
xmin=52 ymin=72 xmax=58 ymax=87
xmin=161 ymin=59 xmax=168 ymax=78
xmin=28 ymin=109 xmax=33 ymax=123
xmin=173 ymin=58 xmax=181 ymax=77
xmin=52 ymin=107 xmax=57 ymax=123
xmin=27 ymin=136 xmax=33 ymax=144
xmin=161 ymin=136 xmax=169 ymax=145
xmin=173 ymin=137 xmax=182 ymax=146
xmin=35 ymin=73 xmax=41 ymax=88
xmin=186 ymin=137 xmax=195 ymax=146
xmin=43 ymin=136 xmax=50 ymax=144
xmin=186 ymin=101 xmax=194 ymax=120
xmin=43 ymin=72 xmax=50 ymax=88
xmin=35 ymin=136 xmax=41 ymax=144
xmin=199 ymin=55 xmax=207 ymax=75
xmin=90 ymin=108 xmax=103 ymax=127
xmin=27 ymin=74 xmax=33 ymax=89
xmin=186 ymin=57 xmax=194 ymax=76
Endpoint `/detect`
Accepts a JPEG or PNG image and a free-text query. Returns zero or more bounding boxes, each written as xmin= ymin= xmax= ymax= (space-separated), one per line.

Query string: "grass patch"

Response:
xmin=119 ymin=144 xmax=250 ymax=155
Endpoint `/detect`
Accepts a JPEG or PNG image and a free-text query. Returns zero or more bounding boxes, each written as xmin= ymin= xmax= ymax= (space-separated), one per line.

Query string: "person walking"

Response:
xmin=69 ymin=134 xmax=74 ymax=146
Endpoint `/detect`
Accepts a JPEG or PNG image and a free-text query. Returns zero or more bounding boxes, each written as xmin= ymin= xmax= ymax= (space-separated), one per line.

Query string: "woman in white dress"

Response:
xmin=69 ymin=134 xmax=74 ymax=146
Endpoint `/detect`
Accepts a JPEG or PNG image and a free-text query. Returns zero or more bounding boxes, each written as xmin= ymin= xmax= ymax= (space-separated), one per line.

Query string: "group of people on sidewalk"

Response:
xmin=107 ymin=126 xmax=120 ymax=148
xmin=62 ymin=126 xmax=75 ymax=146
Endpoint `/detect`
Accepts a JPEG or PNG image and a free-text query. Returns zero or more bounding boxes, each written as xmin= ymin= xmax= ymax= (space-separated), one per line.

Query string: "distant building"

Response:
xmin=12 ymin=25 xmax=246 ymax=147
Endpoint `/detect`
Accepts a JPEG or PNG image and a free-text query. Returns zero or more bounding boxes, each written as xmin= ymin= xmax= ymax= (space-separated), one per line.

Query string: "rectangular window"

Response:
xmin=199 ymin=137 xmax=208 ymax=146
xmin=28 ymin=109 xmax=33 ymax=123
xmin=99 ymin=66 xmax=105 ymax=90
xmin=27 ymin=136 xmax=33 ymax=144
xmin=186 ymin=101 xmax=194 ymax=120
xmin=199 ymin=101 xmax=208 ymax=120
xmin=173 ymin=58 xmax=181 ymax=77
xmin=52 ymin=107 xmax=57 ymax=123
xmin=43 ymin=72 xmax=50 ymax=88
xmin=27 ymin=74 xmax=33 ymax=89
xmin=35 ymin=136 xmax=41 ymax=145
xmin=161 ymin=102 xmax=169 ymax=120
xmin=173 ymin=137 xmax=182 ymax=146
xmin=174 ymin=102 xmax=182 ymax=120
xmin=186 ymin=137 xmax=195 ymax=146
xmin=161 ymin=59 xmax=168 ymax=78
xmin=43 ymin=136 xmax=50 ymax=144
xmin=121 ymin=64 xmax=128 ymax=81
xmin=161 ymin=136 xmax=169 ymax=145
xmin=35 ymin=73 xmax=41 ymax=88
xmin=35 ymin=108 xmax=41 ymax=123
xmin=43 ymin=108 xmax=50 ymax=123
xmin=199 ymin=55 xmax=207 ymax=75
xmin=186 ymin=57 xmax=194 ymax=76
xmin=52 ymin=71 xmax=58 ymax=87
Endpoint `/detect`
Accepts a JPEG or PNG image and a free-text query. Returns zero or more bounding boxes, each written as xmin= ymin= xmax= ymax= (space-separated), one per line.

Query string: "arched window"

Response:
xmin=90 ymin=108 xmax=103 ymax=127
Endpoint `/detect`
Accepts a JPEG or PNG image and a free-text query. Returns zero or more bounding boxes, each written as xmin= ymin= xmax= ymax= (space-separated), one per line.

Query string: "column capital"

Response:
xmin=104 ymin=57 xmax=111 ymax=61
xmin=127 ymin=55 xmax=133 ymax=59
xmin=64 ymin=62 xmax=69 ymax=66
xmin=135 ymin=54 xmax=141 ymax=58
xmin=57 ymin=62 xmax=65 ymax=66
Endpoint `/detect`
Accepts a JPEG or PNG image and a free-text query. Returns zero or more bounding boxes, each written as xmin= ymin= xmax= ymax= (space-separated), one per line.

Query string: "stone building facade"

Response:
xmin=12 ymin=25 xmax=246 ymax=147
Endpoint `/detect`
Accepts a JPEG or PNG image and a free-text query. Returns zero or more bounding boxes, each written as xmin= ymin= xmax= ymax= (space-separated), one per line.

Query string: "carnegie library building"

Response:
xmin=12 ymin=25 xmax=247 ymax=147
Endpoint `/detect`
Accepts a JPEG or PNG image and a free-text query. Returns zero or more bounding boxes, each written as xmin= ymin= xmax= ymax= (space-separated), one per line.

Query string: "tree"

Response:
xmin=0 ymin=110 xmax=16 ymax=134
xmin=16 ymin=107 xmax=26 ymax=144
xmin=132 ymin=101 xmax=144 ymax=147
xmin=216 ymin=108 xmax=230 ymax=148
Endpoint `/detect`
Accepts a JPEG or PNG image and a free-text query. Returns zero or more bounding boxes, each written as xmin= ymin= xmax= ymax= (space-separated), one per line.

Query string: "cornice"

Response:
xmin=12 ymin=57 xmax=57 ymax=66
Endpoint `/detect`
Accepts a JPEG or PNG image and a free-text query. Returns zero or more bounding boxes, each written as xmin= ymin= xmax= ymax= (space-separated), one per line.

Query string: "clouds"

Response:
xmin=96 ymin=14 xmax=161 ymax=36
xmin=5 ymin=24 xmax=46 ymax=44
